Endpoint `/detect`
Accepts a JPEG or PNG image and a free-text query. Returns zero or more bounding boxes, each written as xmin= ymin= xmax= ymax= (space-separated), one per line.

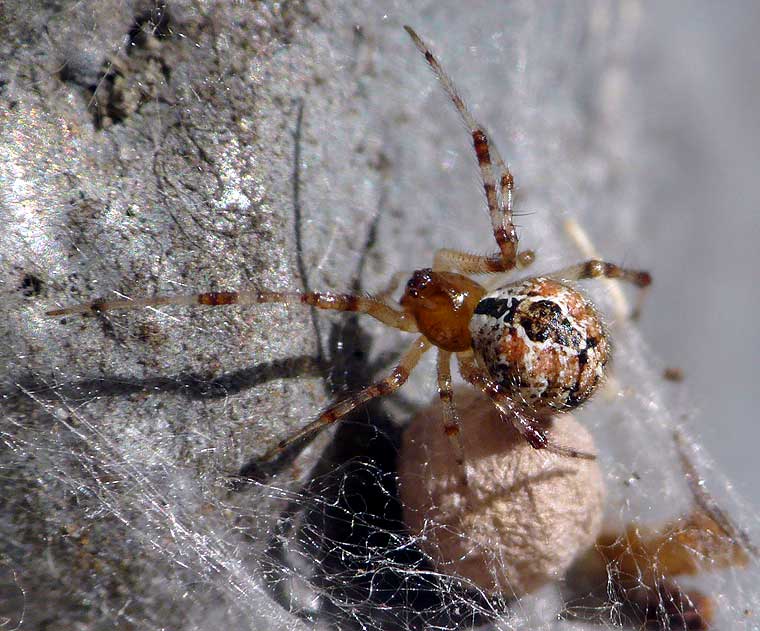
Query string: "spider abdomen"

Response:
xmin=469 ymin=277 xmax=610 ymax=413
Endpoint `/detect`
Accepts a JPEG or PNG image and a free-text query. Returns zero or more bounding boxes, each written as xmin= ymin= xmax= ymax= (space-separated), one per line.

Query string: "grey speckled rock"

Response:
xmin=2 ymin=1 xmax=758 ymax=629
xmin=1 ymin=2 xmax=388 ymax=628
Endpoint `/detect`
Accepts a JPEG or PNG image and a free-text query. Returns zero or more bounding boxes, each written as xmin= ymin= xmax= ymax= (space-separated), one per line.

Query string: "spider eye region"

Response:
xmin=469 ymin=277 xmax=610 ymax=412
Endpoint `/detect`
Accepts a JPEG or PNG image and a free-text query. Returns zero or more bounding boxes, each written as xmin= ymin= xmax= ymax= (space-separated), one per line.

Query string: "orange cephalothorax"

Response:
xmin=401 ymin=269 xmax=486 ymax=352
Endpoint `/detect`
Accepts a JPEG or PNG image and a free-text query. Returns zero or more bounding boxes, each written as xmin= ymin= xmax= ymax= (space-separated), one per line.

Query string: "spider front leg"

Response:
xmin=260 ymin=336 xmax=431 ymax=462
xmin=47 ymin=288 xmax=418 ymax=332
xmin=405 ymin=26 xmax=520 ymax=272
xmin=456 ymin=351 xmax=596 ymax=460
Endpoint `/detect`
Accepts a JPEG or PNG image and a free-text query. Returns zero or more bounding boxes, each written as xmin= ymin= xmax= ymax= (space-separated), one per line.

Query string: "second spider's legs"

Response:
xmin=588 ymin=503 xmax=751 ymax=630
xmin=571 ymin=434 xmax=754 ymax=631
xmin=596 ymin=510 xmax=751 ymax=584
xmin=546 ymin=259 xmax=652 ymax=319
xmin=455 ymin=351 xmax=596 ymax=460
xmin=47 ymin=288 xmax=418 ymax=332
xmin=405 ymin=26 xmax=519 ymax=271
xmin=260 ymin=336 xmax=431 ymax=462
xmin=436 ymin=350 xmax=468 ymax=487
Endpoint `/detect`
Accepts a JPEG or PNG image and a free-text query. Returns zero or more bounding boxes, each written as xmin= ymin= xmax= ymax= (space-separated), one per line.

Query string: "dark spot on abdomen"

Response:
xmin=474 ymin=297 xmax=518 ymax=322
xmin=522 ymin=300 xmax=583 ymax=349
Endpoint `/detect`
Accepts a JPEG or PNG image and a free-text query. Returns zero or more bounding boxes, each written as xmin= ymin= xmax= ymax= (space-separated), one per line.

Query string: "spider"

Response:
xmin=566 ymin=432 xmax=755 ymax=630
xmin=46 ymin=26 xmax=651 ymax=480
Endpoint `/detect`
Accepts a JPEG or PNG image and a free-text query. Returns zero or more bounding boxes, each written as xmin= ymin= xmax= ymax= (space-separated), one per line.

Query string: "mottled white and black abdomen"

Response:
xmin=469 ymin=277 xmax=610 ymax=413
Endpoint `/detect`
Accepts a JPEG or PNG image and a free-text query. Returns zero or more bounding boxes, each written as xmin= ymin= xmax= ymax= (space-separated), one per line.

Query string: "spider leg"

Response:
xmin=487 ymin=134 xmax=517 ymax=223
xmin=545 ymin=259 xmax=652 ymax=319
xmin=47 ymin=288 xmax=418 ymax=332
xmin=405 ymin=26 xmax=519 ymax=271
xmin=546 ymin=259 xmax=651 ymax=288
xmin=433 ymin=248 xmax=535 ymax=274
xmin=436 ymin=350 xmax=468 ymax=487
xmin=260 ymin=336 xmax=430 ymax=461
xmin=455 ymin=351 xmax=596 ymax=460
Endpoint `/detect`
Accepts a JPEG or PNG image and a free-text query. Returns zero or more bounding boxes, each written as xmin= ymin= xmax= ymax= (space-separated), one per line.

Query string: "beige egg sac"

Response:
xmin=398 ymin=388 xmax=604 ymax=596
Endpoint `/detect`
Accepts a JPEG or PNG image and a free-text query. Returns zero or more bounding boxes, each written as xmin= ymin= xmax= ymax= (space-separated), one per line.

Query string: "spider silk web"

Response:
xmin=2 ymin=1 xmax=759 ymax=629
